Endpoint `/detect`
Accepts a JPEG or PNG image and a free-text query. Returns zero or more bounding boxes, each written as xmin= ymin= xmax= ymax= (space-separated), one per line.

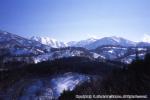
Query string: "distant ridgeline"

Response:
xmin=0 ymin=30 xmax=150 ymax=69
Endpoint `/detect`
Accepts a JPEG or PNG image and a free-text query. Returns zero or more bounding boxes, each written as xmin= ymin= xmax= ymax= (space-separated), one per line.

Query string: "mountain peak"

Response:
xmin=86 ymin=37 xmax=98 ymax=41
xmin=83 ymin=36 xmax=136 ymax=49
xmin=30 ymin=36 xmax=67 ymax=48
xmin=31 ymin=36 xmax=57 ymax=43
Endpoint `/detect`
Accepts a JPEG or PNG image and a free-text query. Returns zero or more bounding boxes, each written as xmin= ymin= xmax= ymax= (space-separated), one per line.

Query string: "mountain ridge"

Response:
xmin=29 ymin=35 xmax=150 ymax=49
xmin=0 ymin=30 xmax=150 ymax=65
xmin=30 ymin=36 xmax=67 ymax=48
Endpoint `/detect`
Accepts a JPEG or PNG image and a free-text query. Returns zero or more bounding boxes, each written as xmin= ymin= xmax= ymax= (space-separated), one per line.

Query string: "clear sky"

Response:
xmin=0 ymin=0 xmax=150 ymax=42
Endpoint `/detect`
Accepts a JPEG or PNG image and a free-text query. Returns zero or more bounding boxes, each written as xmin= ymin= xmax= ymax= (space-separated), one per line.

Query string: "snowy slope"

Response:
xmin=67 ymin=37 xmax=97 ymax=47
xmin=2 ymin=72 xmax=90 ymax=99
xmin=93 ymin=45 xmax=149 ymax=63
xmin=0 ymin=30 xmax=50 ymax=56
xmin=85 ymin=36 xmax=136 ymax=49
xmin=33 ymin=47 xmax=104 ymax=63
xmin=30 ymin=36 xmax=67 ymax=48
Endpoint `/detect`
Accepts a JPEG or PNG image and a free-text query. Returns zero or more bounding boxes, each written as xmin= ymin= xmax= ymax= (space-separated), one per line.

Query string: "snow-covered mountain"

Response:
xmin=67 ymin=37 xmax=97 ymax=47
xmin=0 ymin=30 xmax=50 ymax=57
xmin=67 ymin=36 xmax=136 ymax=50
xmin=0 ymin=31 xmax=104 ymax=65
xmin=4 ymin=47 xmax=104 ymax=64
xmin=30 ymin=36 xmax=67 ymax=48
xmin=32 ymin=47 xmax=105 ymax=63
xmin=29 ymin=36 xmax=150 ymax=50
xmin=92 ymin=45 xmax=149 ymax=64
xmin=1 ymin=30 xmax=150 ymax=65
xmin=84 ymin=36 xmax=136 ymax=49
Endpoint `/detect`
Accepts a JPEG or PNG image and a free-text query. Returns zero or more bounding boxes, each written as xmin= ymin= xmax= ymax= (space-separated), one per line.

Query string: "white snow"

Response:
xmin=108 ymin=50 xmax=114 ymax=53
xmin=92 ymin=53 xmax=100 ymax=58
xmin=142 ymin=34 xmax=150 ymax=43
xmin=138 ymin=48 xmax=147 ymax=51
xmin=30 ymin=36 xmax=67 ymax=48
xmin=50 ymin=72 xmax=90 ymax=97
xmin=5 ymin=72 xmax=90 ymax=100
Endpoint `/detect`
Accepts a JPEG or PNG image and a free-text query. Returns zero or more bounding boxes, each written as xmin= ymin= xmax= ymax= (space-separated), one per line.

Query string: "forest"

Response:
xmin=0 ymin=54 xmax=150 ymax=100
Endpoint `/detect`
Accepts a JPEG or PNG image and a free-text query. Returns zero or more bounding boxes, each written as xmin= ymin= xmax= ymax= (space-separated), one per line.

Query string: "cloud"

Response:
xmin=142 ymin=34 xmax=150 ymax=43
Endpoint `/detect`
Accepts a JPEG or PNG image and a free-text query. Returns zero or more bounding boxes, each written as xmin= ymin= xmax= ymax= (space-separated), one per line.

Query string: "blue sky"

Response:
xmin=0 ymin=0 xmax=150 ymax=42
